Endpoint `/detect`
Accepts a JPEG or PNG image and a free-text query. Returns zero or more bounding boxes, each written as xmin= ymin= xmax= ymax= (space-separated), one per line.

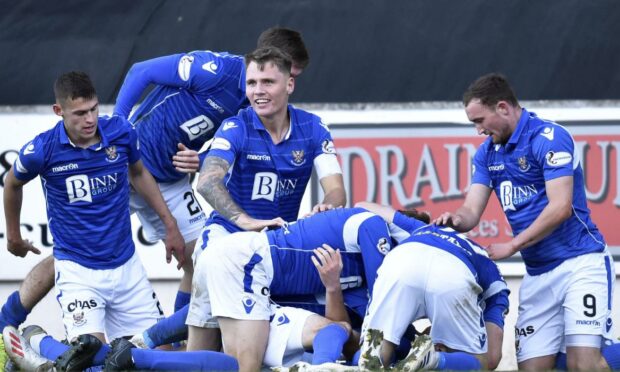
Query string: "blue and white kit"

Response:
xmin=13 ymin=117 xmax=162 ymax=339
xmin=361 ymin=224 xmax=509 ymax=354
xmin=471 ymin=108 xmax=612 ymax=360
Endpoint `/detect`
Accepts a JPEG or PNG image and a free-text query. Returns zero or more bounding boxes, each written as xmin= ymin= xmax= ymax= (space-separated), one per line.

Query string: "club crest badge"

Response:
xmin=291 ymin=150 xmax=306 ymax=166
xmin=517 ymin=156 xmax=530 ymax=172
xmin=73 ymin=311 xmax=86 ymax=326
xmin=105 ymin=145 xmax=119 ymax=162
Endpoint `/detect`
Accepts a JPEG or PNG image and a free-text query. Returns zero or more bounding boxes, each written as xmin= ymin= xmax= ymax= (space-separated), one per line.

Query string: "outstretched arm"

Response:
xmin=308 ymin=173 xmax=346 ymax=216
xmin=354 ymin=201 xmax=397 ymax=223
xmin=433 ymin=183 xmax=492 ymax=232
xmin=115 ymin=54 xmax=187 ymax=118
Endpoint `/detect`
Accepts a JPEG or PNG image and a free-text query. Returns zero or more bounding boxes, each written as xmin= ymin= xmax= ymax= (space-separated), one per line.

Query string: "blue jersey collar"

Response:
xmin=506 ymin=108 xmax=530 ymax=150
xmin=58 ymin=118 xmax=110 ymax=150
xmin=251 ymin=104 xmax=294 ymax=141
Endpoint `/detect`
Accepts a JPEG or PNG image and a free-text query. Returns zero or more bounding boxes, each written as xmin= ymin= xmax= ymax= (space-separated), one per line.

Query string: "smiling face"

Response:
xmin=245 ymin=60 xmax=294 ymax=120
xmin=53 ymin=96 xmax=99 ymax=147
xmin=465 ymin=98 xmax=515 ymax=144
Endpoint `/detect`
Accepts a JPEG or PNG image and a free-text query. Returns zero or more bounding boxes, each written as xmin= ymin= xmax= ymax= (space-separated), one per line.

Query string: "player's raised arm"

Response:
xmin=312 ymin=244 xmax=350 ymax=324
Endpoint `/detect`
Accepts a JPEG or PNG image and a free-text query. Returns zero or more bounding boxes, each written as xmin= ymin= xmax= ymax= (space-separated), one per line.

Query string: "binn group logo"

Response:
xmin=251 ymin=172 xmax=299 ymax=201
xmin=252 ymin=172 xmax=278 ymax=201
xmin=66 ymin=173 xmax=119 ymax=203
xmin=180 ymin=115 xmax=216 ymax=141
xmin=499 ymin=180 xmax=538 ymax=212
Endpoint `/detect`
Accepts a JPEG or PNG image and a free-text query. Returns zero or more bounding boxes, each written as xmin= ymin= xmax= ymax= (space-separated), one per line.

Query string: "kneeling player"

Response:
xmin=358 ymin=223 xmax=509 ymax=371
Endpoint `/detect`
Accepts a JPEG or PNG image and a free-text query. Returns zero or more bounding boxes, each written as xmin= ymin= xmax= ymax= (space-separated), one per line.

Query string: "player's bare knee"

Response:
xmin=566 ymin=349 xmax=606 ymax=371
xmin=486 ymin=353 xmax=501 ymax=370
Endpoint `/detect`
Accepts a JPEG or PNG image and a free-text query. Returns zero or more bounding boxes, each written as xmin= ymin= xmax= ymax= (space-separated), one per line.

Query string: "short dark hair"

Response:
xmin=462 ymin=73 xmax=519 ymax=108
xmin=245 ymin=47 xmax=292 ymax=75
xmin=54 ymin=71 xmax=97 ymax=102
xmin=257 ymin=27 xmax=309 ymax=69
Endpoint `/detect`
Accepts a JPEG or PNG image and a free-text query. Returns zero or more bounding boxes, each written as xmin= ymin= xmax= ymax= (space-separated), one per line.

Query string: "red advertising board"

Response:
xmin=314 ymin=122 xmax=620 ymax=251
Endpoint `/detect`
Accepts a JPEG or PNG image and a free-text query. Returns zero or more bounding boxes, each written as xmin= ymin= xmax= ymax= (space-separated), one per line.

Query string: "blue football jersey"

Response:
xmin=13 ymin=116 xmax=139 ymax=269
xmin=266 ymin=208 xmax=393 ymax=297
xmin=403 ymin=225 xmax=509 ymax=326
xmin=114 ymin=51 xmax=248 ymax=183
xmin=471 ymin=109 xmax=606 ymax=275
xmin=205 ymin=105 xmax=338 ymax=232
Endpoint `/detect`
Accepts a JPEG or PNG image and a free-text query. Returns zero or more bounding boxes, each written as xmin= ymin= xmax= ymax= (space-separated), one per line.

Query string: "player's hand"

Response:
xmin=164 ymin=224 xmax=186 ymax=269
xmin=485 ymin=242 xmax=516 ymax=261
xmin=7 ymin=237 xmax=41 ymax=257
xmin=236 ymin=214 xmax=287 ymax=232
xmin=432 ymin=211 xmax=462 ymax=228
xmin=303 ymin=203 xmax=335 ymax=218
xmin=311 ymin=244 xmax=343 ymax=292
xmin=173 ymin=143 xmax=200 ymax=173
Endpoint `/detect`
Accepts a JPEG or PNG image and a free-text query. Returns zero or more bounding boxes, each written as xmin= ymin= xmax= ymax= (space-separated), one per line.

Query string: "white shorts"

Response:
xmin=191 ymin=222 xmax=231 ymax=265
xmin=54 ymin=253 xmax=164 ymax=341
xmin=264 ymin=306 xmax=314 ymax=368
xmin=186 ymin=231 xmax=273 ymax=327
xmin=362 ymin=243 xmax=487 ymax=354
xmin=515 ymin=250 xmax=614 ymax=362
xmin=130 ymin=175 xmax=206 ymax=243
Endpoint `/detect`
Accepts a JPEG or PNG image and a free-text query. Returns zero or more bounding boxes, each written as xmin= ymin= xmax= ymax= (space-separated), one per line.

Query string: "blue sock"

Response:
xmin=91 ymin=344 xmax=111 ymax=366
xmin=145 ymin=304 xmax=189 ymax=347
xmin=174 ymin=291 xmax=191 ymax=313
xmin=555 ymin=352 xmax=567 ymax=370
xmin=38 ymin=336 xmax=68 ymax=360
xmin=312 ymin=323 xmax=349 ymax=364
xmin=437 ymin=351 xmax=482 ymax=370
xmin=132 ymin=349 xmax=238 ymax=371
xmin=352 ymin=349 xmax=360 ymax=365
xmin=602 ymin=343 xmax=620 ymax=369
xmin=0 ymin=291 xmax=29 ymax=330
xmin=39 ymin=336 xmax=109 ymax=365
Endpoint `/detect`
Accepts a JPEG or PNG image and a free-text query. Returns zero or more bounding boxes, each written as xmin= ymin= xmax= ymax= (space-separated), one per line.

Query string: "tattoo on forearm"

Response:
xmin=196 ymin=157 xmax=244 ymax=221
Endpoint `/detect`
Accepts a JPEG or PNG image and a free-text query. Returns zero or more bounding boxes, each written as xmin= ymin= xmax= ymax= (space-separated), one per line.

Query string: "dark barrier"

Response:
xmin=2 ymin=0 xmax=620 ymax=104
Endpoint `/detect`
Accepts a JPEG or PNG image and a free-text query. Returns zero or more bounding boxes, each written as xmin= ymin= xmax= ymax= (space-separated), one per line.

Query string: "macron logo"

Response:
xmin=242 ymin=296 xmax=256 ymax=314
xmin=23 ymin=142 xmax=35 ymax=155
xmin=275 ymin=313 xmax=290 ymax=326
xmin=222 ymin=121 xmax=237 ymax=131
xmin=540 ymin=127 xmax=554 ymax=141
xmin=202 ymin=61 xmax=218 ymax=74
